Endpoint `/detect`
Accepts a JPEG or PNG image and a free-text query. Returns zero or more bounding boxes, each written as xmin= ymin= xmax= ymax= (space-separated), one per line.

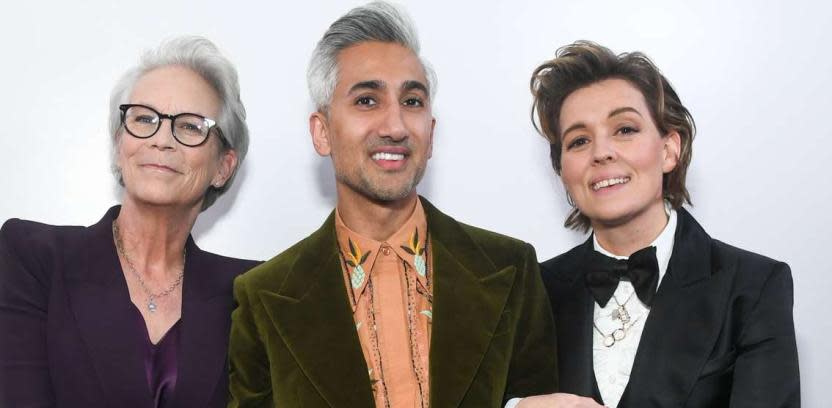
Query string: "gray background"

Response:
xmin=1 ymin=0 xmax=828 ymax=405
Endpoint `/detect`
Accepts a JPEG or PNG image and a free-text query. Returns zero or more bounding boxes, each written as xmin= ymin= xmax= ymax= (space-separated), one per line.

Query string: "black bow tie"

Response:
xmin=585 ymin=246 xmax=659 ymax=308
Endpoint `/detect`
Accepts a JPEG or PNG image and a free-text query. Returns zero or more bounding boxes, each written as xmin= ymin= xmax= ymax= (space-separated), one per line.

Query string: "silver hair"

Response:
xmin=307 ymin=1 xmax=438 ymax=111
xmin=108 ymin=36 xmax=249 ymax=210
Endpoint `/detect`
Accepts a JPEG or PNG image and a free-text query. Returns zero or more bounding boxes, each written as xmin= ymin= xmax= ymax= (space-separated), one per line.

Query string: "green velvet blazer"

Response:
xmin=228 ymin=198 xmax=557 ymax=407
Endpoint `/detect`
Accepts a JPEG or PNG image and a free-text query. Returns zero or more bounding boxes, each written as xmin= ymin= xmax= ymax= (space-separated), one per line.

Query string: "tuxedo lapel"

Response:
xmin=422 ymin=199 xmax=517 ymax=408
xmin=551 ymin=238 xmax=604 ymax=403
xmin=620 ymin=208 xmax=732 ymax=407
xmin=66 ymin=207 xmax=153 ymax=408
xmin=169 ymin=239 xmax=232 ymax=408
xmin=258 ymin=213 xmax=374 ymax=407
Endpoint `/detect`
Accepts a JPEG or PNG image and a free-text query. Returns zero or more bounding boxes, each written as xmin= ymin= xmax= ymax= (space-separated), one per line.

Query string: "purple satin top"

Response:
xmin=131 ymin=306 xmax=181 ymax=407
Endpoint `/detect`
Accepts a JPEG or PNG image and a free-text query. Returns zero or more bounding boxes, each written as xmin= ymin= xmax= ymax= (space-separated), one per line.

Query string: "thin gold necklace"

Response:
xmin=112 ymin=220 xmax=185 ymax=313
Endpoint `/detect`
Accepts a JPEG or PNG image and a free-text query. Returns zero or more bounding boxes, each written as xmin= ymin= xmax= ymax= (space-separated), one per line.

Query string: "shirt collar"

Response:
xmin=592 ymin=202 xmax=677 ymax=287
xmin=334 ymin=199 xmax=430 ymax=307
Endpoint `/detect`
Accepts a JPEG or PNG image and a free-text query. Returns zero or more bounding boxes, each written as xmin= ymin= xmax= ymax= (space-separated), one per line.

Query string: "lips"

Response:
xmin=591 ymin=176 xmax=630 ymax=191
xmin=370 ymin=146 xmax=410 ymax=170
xmin=140 ymin=163 xmax=181 ymax=174
xmin=371 ymin=152 xmax=405 ymax=161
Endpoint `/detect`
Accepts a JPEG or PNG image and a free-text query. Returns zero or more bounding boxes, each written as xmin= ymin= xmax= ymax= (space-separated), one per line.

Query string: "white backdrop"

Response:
xmin=2 ymin=0 xmax=829 ymax=405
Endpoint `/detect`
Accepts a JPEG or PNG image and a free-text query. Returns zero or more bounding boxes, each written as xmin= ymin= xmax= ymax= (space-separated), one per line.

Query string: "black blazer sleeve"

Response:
xmin=0 ymin=219 xmax=56 ymax=406
xmin=730 ymin=262 xmax=800 ymax=407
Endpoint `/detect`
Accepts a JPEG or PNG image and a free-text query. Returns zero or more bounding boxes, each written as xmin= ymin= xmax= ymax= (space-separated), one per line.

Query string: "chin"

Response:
xmin=586 ymin=199 xmax=662 ymax=229
xmin=363 ymin=183 xmax=416 ymax=202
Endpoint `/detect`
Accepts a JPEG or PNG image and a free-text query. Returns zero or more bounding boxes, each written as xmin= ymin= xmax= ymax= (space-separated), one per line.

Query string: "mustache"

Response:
xmin=367 ymin=139 xmax=412 ymax=150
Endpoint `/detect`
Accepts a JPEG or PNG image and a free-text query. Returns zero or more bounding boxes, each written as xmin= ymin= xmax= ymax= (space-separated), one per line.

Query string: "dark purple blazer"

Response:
xmin=0 ymin=206 xmax=260 ymax=408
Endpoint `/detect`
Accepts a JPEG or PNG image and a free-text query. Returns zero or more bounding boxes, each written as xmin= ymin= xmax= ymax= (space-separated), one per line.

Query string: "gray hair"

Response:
xmin=109 ymin=36 xmax=249 ymax=210
xmin=307 ymin=1 xmax=437 ymax=111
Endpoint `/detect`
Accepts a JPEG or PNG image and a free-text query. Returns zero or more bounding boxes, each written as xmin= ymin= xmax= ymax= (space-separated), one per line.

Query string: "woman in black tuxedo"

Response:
xmin=520 ymin=41 xmax=799 ymax=407
xmin=0 ymin=37 xmax=259 ymax=407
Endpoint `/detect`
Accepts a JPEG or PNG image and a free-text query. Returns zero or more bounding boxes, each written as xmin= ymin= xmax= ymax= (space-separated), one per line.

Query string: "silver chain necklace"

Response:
xmin=112 ymin=221 xmax=185 ymax=313
xmin=593 ymin=290 xmax=640 ymax=347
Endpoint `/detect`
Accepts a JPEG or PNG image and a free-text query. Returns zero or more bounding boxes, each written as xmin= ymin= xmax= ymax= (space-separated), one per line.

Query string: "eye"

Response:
xmin=178 ymin=122 xmax=200 ymax=131
xmin=402 ymin=97 xmax=424 ymax=107
xmin=616 ymin=126 xmax=639 ymax=135
xmin=133 ymin=114 xmax=157 ymax=124
xmin=355 ymin=96 xmax=377 ymax=107
xmin=565 ymin=136 xmax=589 ymax=150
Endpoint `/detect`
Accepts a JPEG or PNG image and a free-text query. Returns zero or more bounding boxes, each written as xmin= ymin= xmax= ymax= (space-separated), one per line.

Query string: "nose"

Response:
xmin=150 ymin=119 xmax=177 ymax=150
xmin=378 ymin=103 xmax=408 ymax=141
xmin=591 ymin=134 xmax=615 ymax=165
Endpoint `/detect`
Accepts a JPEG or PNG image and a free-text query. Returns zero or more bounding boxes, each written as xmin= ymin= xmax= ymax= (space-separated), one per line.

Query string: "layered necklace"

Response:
xmin=593 ymin=291 xmax=643 ymax=347
xmin=112 ymin=221 xmax=185 ymax=313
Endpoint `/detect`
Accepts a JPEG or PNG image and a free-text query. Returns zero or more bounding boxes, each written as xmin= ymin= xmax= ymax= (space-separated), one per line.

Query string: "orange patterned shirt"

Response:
xmin=335 ymin=199 xmax=432 ymax=408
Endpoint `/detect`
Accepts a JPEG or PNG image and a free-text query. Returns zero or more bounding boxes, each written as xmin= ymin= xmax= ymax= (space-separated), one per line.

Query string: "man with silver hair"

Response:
xmin=228 ymin=2 xmax=557 ymax=407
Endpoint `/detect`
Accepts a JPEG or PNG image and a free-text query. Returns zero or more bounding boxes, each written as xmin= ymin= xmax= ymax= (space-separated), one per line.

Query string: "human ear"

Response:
xmin=662 ymin=131 xmax=681 ymax=173
xmin=427 ymin=117 xmax=436 ymax=159
xmin=212 ymin=149 xmax=238 ymax=188
xmin=310 ymin=111 xmax=332 ymax=156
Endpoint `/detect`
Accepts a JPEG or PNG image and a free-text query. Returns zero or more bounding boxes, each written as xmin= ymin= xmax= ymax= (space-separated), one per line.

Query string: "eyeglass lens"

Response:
xmin=123 ymin=105 xmax=211 ymax=146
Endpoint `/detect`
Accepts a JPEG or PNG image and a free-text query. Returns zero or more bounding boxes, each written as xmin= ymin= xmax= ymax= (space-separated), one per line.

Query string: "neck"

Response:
xmin=336 ymin=187 xmax=419 ymax=242
xmin=592 ymin=199 xmax=668 ymax=257
xmin=115 ymin=197 xmax=200 ymax=278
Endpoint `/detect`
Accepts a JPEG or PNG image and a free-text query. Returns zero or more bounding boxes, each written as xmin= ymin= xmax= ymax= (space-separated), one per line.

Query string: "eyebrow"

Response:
xmin=402 ymin=80 xmax=429 ymax=95
xmin=348 ymin=80 xmax=385 ymax=94
xmin=346 ymin=79 xmax=429 ymax=96
xmin=608 ymin=106 xmax=642 ymax=118
xmin=561 ymin=106 xmax=643 ymax=137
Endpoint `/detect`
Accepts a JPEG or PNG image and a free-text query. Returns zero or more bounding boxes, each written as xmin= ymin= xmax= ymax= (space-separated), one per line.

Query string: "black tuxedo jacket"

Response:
xmin=541 ymin=208 xmax=799 ymax=407
xmin=0 ymin=206 xmax=260 ymax=407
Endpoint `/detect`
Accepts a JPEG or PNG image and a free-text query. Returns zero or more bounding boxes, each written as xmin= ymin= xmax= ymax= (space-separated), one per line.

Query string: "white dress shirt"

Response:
xmin=590 ymin=205 xmax=676 ymax=408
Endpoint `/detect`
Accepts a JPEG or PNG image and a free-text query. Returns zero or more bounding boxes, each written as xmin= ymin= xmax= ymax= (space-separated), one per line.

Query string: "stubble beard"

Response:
xmin=335 ymin=163 xmax=426 ymax=203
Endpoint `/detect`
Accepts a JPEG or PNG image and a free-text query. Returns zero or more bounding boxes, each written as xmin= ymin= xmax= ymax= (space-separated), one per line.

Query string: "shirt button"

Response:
xmin=382 ymin=247 xmax=391 ymax=256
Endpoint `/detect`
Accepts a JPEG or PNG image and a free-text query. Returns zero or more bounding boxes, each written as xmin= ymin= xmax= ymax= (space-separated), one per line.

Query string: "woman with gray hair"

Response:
xmin=0 ymin=36 xmax=259 ymax=407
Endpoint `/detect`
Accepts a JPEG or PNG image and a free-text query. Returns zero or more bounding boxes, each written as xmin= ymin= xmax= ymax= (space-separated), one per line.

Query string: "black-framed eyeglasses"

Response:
xmin=118 ymin=104 xmax=222 ymax=147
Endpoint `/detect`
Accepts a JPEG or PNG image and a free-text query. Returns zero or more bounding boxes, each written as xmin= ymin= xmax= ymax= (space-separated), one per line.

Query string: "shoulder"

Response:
xmin=234 ymin=232 xmax=319 ymax=292
xmin=710 ymin=238 xmax=792 ymax=290
xmin=458 ymin=221 xmax=535 ymax=260
xmin=1 ymin=217 xmax=86 ymax=261
xmin=0 ymin=217 xmax=89 ymax=296
xmin=422 ymin=198 xmax=535 ymax=266
xmin=540 ymin=241 xmax=588 ymax=281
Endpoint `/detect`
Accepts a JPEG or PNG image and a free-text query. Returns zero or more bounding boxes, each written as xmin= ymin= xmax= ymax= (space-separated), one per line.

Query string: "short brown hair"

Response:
xmin=530 ymin=40 xmax=695 ymax=231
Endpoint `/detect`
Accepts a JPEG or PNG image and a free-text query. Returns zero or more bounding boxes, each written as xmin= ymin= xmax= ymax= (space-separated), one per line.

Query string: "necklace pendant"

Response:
xmin=148 ymin=299 xmax=157 ymax=313
xmin=613 ymin=328 xmax=626 ymax=341
xmin=616 ymin=305 xmax=631 ymax=323
xmin=603 ymin=335 xmax=615 ymax=347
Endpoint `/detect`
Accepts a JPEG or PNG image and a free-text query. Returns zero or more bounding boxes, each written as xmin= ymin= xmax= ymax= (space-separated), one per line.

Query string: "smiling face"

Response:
xmin=310 ymin=41 xmax=435 ymax=204
xmin=559 ymin=78 xmax=680 ymax=229
xmin=117 ymin=65 xmax=237 ymax=210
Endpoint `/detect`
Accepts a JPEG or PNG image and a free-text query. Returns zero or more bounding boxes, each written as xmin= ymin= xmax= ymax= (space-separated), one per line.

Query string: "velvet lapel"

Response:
xmin=258 ymin=212 xmax=375 ymax=407
xmin=619 ymin=208 xmax=732 ymax=407
xmin=553 ymin=238 xmax=604 ymax=403
xmin=168 ymin=238 xmax=230 ymax=408
xmin=66 ymin=206 xmax=154 ymax=408
xmin=421 ymin=199 xmax=517 ymax=408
